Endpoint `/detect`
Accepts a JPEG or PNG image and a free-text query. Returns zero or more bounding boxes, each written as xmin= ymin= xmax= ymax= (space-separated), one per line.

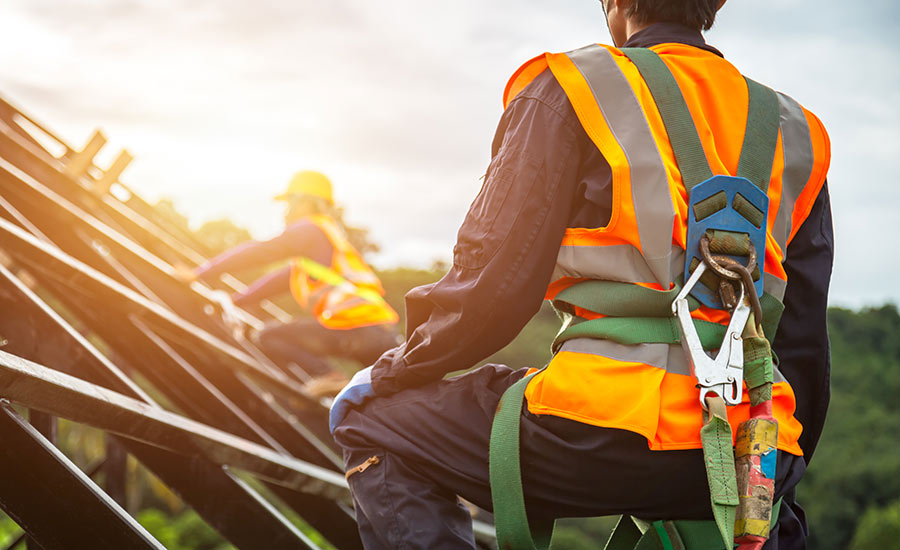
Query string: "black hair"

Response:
xmin=625 ymin=0 xmax=721 ymax=31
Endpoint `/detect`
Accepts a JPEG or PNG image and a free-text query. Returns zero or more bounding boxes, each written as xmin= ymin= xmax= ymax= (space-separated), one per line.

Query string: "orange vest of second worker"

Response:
xmin=288 ymin=214 xmax=399 ymax=330
xmin=504 ymin=43 xmax=830 ymax=455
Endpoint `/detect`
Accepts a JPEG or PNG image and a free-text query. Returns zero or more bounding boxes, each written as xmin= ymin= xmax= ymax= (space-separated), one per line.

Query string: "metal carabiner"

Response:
xmin=672 ymin=263 xmax=750 ymax=409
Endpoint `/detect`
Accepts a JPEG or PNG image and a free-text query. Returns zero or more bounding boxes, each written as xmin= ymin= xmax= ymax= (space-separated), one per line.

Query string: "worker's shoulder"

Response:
xmin=777 ymin=89 xmax=830 ymax=137
xmin=283 ymin=218 xmax=330 ymax=243
xmin=766 ymin=85 xmax=832 ymax=164
xmin=504 ymin=62 xmax=577 ymax=125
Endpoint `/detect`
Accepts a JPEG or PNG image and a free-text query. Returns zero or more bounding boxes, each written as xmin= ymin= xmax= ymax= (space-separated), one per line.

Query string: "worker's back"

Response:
xmin=505 ymin=42 xmax=830 ymax=454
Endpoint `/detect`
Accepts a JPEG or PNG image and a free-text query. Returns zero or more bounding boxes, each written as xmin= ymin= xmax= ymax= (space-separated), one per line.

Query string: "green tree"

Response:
xmin=803 ymin=305 xmax=900 ymax=549
xmin=850 ymin=499 xmax=900 ymax=550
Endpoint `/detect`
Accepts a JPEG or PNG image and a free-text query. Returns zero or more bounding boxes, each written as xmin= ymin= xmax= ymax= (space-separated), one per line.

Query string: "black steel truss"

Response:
xmin=0 ymin=95 xmax=497 ymax=549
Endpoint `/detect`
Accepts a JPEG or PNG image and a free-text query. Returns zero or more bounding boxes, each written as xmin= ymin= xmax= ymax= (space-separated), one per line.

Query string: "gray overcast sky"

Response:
xmin=1 ymin=1 xmax=897 ymax=307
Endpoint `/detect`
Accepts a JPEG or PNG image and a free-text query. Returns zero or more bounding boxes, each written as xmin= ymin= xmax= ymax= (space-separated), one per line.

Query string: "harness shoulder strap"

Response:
xmin=737 ymin=78 xmax=780 ymax=191
xmin=619 ymin=47 xmax=713 ymax=191
xmin=620 ymin=48 xmax=781 ymax=194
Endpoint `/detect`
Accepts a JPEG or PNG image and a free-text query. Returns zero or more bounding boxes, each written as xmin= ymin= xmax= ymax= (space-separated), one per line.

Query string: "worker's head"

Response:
xmin=275 ymin=170 xmax=335 ymax=224
xmin=601 ymin=0 xmax=727 ymax=46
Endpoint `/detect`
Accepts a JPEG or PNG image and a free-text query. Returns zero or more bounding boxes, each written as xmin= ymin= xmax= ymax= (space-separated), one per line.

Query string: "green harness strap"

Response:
xmin=553 ymin=278 xmax=701 ymax=318
xmin=490 ymin=371 xmax=554 ymax=550
xmin=604 ymin=499 xmax=783 ymax=550
xmin=619 ymin=48 xmax=781 ymax=192
xmin=552 ymin=285 xmax=784 ymax=353
xmin=700 ymin=396 xmax=740 ymax=547
xmin=619 ymin=47 xmax=712 ymax=191
xmin=737 ymin=78 xmax=781 ymax=192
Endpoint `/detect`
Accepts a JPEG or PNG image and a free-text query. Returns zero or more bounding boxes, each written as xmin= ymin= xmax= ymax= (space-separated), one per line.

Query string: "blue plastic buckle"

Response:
xmin=684 ymin=175 xmax=768 ymax=309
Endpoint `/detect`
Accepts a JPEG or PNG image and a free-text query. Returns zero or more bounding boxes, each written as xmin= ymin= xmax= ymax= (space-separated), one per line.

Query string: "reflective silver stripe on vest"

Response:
xmin=773 ymin=92 xmax=814 ymax=251
xmin=553 ymin=244 xmax=653 ymax=284
xmin=559 ymin=338 xmax=690 ymax=375
xmin=558 ymin=338 xmax=786 ymax=383
xmin=764 ymin=272 xmax=788 ymax=302
xmin=552 ymin=244 xmax=685 ymax=285
xmin=563 ymin=45 xmax=675 ymax=286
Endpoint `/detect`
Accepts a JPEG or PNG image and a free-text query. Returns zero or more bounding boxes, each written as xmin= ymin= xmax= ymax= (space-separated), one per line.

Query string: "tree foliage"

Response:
xmin=850 ymin=498 xmax=900 ymax=550
xmin=802 ymin=305 xmax=900 ymax=550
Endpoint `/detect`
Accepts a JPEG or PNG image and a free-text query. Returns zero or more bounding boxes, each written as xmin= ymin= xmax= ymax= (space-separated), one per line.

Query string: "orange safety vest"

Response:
xmin=288 ymin=214 xmax=399 ymax=330
xmin=505 ymin=44 xmax=830 ymax=455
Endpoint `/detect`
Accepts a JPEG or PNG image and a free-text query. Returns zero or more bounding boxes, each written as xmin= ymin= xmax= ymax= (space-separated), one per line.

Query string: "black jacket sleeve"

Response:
xmin=772 ymin=183 xmax=834 ymax=462
xmin=371 ymin=75 xmax=586 ymax=396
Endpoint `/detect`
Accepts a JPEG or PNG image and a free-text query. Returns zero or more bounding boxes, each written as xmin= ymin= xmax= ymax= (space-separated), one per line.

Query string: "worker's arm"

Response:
xmin=232 ymin=265 xmax=292 ymax=308
xmin=370 ymin=72 xmax=591 ymax=396
xmin=772 ymin=183 xmax=834 ymax=463
xmin=194 ymin=221 xmax=332 ymax=281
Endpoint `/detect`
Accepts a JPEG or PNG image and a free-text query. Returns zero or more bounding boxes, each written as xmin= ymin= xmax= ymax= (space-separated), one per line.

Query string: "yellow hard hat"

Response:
xmin=274 ymin=171 xmax=333 ymax=204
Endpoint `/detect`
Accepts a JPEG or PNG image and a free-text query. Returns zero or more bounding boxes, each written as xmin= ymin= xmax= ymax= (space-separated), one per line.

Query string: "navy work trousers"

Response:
xmin=333 ymin=364 xmax=810 ymax=550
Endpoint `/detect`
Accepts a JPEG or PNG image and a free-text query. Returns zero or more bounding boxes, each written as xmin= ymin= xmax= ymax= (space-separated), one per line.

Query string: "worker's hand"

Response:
xmin=328 ymin=366 xmax=375 ymax=434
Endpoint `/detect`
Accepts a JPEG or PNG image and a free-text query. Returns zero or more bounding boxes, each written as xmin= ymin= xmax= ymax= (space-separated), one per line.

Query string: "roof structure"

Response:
xmin=0 ymin=95 xmax=495 ymax=549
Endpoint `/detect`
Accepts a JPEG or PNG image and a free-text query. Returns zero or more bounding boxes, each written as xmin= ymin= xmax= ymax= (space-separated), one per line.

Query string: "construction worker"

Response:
xmin=330 ymin=1 xmax=832 ymax=549
xmin=192 ymin=171 xmax=400 ymax=388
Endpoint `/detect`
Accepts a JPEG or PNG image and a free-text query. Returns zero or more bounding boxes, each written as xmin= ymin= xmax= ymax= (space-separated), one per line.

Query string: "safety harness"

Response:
xmin=489 ymin=48 xmax=784 ymax=550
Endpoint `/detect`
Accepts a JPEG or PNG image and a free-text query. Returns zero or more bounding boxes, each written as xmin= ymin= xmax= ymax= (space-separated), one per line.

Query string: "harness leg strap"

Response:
xmin=489 ymin=371 xmax=555 ymax=550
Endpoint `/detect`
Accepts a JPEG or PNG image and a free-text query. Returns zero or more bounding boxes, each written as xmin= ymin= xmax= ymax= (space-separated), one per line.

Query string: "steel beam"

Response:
xmin=1 ymin=251 xmax=341 ymax=466
xmin=104 ymin=438 xmax=128 ymax=508
xmin=0 ymin=215 xmax=343 ymax=463
xmin=0 ymin=266 xmax=357 ymax=547
xmin=0 ymin=348 xmax=349 ymax=500
xmin=0 ymin=212 xmax=303 ymax=395
xmin=0 ymin=95 xmax=451 ymax=549
xmin=122 ymin=439 xmax=327 ymax=550
xmin=1 ymin=459 xmax=107 ymax=550
xmin=0 ymin=402 xmax=164 ymax=550
xmin=0 ymin=105 xmax=291 ymax=325
xmin=0 ymin=260 xmax=156 ymax=401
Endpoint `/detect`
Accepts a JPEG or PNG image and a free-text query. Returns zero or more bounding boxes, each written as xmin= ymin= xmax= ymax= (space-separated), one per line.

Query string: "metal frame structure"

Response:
xmin=0 ymin=95 xmax=495 ymax=549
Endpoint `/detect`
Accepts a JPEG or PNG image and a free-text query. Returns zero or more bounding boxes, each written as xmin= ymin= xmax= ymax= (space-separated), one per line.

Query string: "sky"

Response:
xmin=1 ymin=0 xmax=898 ymax=308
